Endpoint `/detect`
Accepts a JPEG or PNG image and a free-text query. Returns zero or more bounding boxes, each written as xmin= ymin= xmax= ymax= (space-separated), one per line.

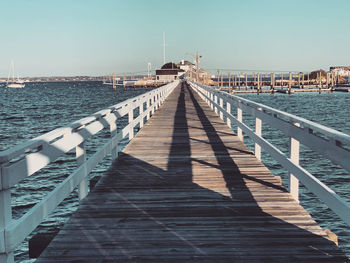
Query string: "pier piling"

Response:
xmin=112 ymin=72 xmax=116 ymax=91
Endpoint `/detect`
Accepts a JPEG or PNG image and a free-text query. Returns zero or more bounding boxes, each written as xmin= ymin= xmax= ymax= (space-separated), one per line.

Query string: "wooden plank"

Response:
xmin=37 ymin=81 xmax=348 ymax=262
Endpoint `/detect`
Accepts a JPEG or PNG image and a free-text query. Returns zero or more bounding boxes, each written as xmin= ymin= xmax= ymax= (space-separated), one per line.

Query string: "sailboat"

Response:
xmin=6 ymin=61 xmax=25 ymax=88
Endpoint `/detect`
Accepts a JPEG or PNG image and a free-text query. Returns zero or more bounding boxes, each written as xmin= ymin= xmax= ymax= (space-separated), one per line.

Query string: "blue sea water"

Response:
xmin=1 ymin=82 xmax=350 ymax=261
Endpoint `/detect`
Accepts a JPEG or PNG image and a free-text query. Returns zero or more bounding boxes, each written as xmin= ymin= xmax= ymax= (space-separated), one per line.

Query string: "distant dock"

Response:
xmin=210 ymin=71 xmax=349 ymax=94
xmin=220 ymin=86 xmax=333 ymax=94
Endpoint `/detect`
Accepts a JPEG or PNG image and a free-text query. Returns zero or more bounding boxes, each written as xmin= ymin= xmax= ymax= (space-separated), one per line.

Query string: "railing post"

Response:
xmin=255 ymin=108 xmax=262 ymax=161
xmin=139 ymin=101 xmax=144 ymax=128
xmin=299 ymin=73 xmax=303 ymax=88
xmin=0 ymin=172 xmax=14 ymax=263
xmin=228 ymin=72 xmax=231 ymax=89
xmin=156 ymin=94 xmax=159 ymax=110
xmin=289 ymin=122 xmax=300 ymax=202
xmin=210 ymin=93 xmax=214 ymax=110
xmin=238 ymin=73 xmax=241 ymax=90
xmin=157 ymin=93 xmax=160 ymax=108
xmin=159 ymin=92 xmax=163 ymax=105
xmin=154 ymin=93 xmax=159 ymax=111
xmin=214 ymin=95 xmax=218 ymax=114
xmin=151 ymin=96 xmax=155 ymax=115
xmin=237 ymin=105 xmax=243 ymax=141
xmin=226 ymin=101 xmax=231 ymax=128
xmin=129 ymin=105 xmax=134 ymax=140
xmin=110 ymin=119 xmax=118 ymax=160
xmin=146 ymin=98 xmax=150 ymax=120
xmin=155 ymin=94 xmax=158 ymax=110
xmin=219 ymin=97 xmax=223 ymax=119
xmin=281 ymin=73 xmax=284 ymax=88
xmin=76 ymin=141 xmax=88 ymax=200
xmin=288 ymin=72 xmax=292 ymax=93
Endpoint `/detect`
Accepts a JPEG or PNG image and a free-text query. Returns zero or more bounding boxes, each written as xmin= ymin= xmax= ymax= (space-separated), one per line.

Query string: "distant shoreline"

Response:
xmin=0 ymin=75 xmax=147 ymax=83
xmin=0 ymin=77 xmax=103 ymax=83
xmin=0 ymin=80 xmax=103 ymax=85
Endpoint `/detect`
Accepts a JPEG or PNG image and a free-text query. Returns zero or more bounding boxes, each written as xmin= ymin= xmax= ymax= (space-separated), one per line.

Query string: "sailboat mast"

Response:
xmin=6 ymin=61 xmax=13 ymax=84
xmin=12 ymin=61 xmax=15 ymax=82
xmin=7 ymin=65 xmax=11 ymax=84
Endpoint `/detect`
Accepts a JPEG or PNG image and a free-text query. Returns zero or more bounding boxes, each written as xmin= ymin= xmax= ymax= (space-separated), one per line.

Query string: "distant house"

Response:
xmin=330 ymin=66 xmax=350 ymax=76
xmin=177 ymin=60 xmax=195 ymax=72
xmin=155 ymin=62 xmax=185 ymax=83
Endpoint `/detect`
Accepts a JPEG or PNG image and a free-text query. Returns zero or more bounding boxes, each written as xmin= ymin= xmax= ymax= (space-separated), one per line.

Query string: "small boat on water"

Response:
xmin=7 ymin=81 xmax=25 ymax=89
xmin=6 ymin=61 xmax=25 ymax=88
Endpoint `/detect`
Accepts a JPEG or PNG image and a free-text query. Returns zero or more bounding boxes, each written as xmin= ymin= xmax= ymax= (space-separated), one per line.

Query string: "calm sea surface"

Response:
xmin=1 ymin=82 xmax=350 ymax=261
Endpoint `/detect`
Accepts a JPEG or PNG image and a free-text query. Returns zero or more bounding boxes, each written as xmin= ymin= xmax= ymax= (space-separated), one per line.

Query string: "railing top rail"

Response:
xmin=0 ymin=83 xmax=171 ymax=164
xmin=194 ymin=81 xmax=350 ymax=147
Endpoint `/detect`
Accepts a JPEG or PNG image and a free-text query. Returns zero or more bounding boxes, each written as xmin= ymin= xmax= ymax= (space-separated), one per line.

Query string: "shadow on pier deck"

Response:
xmin=37 ymin=81 xmax=348 ymax=262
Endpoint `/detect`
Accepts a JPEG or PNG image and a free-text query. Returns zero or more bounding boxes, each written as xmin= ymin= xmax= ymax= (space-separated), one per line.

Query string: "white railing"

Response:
xmin=0 ymin=80 xmax=179 ymax=262
xmin=188 ymin=80 xmax=350 ymax=227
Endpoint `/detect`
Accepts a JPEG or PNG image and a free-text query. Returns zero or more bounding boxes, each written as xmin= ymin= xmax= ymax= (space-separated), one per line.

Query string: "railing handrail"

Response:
xmin=0 ymin=80 xmax=179 ymax=262
xmin=197 ymin=83 xmax=350 ymax=146
xmin=188 ymin=80 xmax=350 ymax=229
xmin=189 ymin=81 xmax=350 ymax=169
xmin=0 ymin=87 xmax=168 ymax=163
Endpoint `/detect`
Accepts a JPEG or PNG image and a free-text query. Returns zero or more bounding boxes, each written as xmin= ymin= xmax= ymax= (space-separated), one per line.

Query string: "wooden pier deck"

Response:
xmin=37 ymin=81 xmax=347 ymax=262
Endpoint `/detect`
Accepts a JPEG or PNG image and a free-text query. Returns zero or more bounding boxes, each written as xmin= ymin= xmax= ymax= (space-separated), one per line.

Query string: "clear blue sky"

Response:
xmin=0 ymin=0 xmax=349 ymax=76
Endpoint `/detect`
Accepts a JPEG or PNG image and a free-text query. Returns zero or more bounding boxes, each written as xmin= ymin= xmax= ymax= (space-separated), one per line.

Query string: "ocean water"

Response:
xmin=1 ymin=83 xmax=350 ymax=261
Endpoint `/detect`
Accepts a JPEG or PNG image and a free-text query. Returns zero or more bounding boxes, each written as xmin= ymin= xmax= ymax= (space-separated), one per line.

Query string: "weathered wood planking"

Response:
xmin=37 ymin=81 xmax=348 ymax=262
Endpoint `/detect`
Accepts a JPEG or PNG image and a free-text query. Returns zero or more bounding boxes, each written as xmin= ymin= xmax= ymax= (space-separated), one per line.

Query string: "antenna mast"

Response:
xmin=163 ymin=32 xmax=166 ymax=64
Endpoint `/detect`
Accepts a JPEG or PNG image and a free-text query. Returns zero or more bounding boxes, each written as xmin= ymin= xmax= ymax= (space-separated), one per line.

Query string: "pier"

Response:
xmin=210 ymin=71 xmax=349 ymax=94
xmin=1 ymin=80 xmax=350 ymax=262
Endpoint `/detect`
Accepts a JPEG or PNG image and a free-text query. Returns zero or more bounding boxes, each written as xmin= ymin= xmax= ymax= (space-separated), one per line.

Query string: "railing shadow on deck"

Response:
xmin=47 ymin=81 xmax=350 ymax=262
xmin=186 ymin=83 xmax=287 ymax=193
